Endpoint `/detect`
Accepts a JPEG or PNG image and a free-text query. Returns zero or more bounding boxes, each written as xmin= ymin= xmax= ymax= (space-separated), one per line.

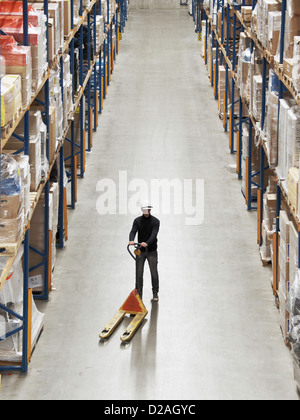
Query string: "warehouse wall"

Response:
xmin=130 ymin=0 xmax=185 ymax=9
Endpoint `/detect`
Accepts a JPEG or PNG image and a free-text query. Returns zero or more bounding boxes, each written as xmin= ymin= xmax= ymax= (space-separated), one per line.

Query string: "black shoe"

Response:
xmin=152 ymin=292 xmax=159 ymax=302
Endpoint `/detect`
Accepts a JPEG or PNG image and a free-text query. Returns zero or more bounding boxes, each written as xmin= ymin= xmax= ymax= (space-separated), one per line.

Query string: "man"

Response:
xmin=129 ymin=201 xmax=160 ymax=302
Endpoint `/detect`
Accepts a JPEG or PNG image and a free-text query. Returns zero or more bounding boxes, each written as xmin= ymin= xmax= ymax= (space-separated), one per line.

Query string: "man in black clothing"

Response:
xmin=129 ymin=201 xmax=160 ymax=302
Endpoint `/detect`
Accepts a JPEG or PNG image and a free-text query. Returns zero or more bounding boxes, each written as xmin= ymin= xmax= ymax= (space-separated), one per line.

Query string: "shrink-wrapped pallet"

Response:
xmin=0 ymin=15 xmax=47 ymax=92
xmin=293 ymin=36 xmax=300 ymax=94
xmin=277 ymin=98 xmax=297 ymax=191
xmin=267 ymin=11 xmax=282 ymax=55
xmin=0 ymin=246 xmax=44 ymax=360
xmin=0 ymin=35 xmax=32 ymax=108
xmin=0 ymin=74 xmax=22 ymax=127
xmin=0 ymin=155 xmax=24 ymax=244
xmin=252 ymin=74 xmax=262 ymax=122
xmin=288 ymin=167 xmax=299 ymax=215
xmin=266 ymin=91 xmax=279 ymax=167
xmin=284 ymin=0 xmax=300 ymax=60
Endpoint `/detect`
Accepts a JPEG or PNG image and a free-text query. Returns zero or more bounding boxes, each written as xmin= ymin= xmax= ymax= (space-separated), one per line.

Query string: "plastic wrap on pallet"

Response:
xmin=288 ymin=167 xmax=299 ymax=216
xmin=218 ymin=65 xmax=226 ymax=118
xmin=63 ymin=53 xmax=73 ymax=123
xmin=249 ymin=48 xmax=263 ymax=119
xmin=263 ymin=0 xmax=281 ymax=49
xmin=0 ymin=246 xmax=44 ymax=360
xmin=0 ymin=155 xmax=22 ymax=196
xmin=0 ymin=74 xmax=21 ymax=128
xmin=277 ymin=98 xmax=291 ymax=190
xmin=12 ymin=110 xmax=47 ymax=191
xmin=286 ymin=106 xmax=300 ymax=171
xmin=13 ymin=154 xmax=31 ymax=223
xmin=45 ymin=65 xmax=64 ymax=141
xmin=241 ymin=126 xmax=260 ymax=199
xmin=32 ymin=2 xmax=60 ymax=56
xmin=94 ymin=15 xmax=105 ymax=53
xmin=287 ymin=268 xmax=300 ymax=363
xmin=278 ymin=210 xmax=290 ymax=339
xmin=0 ymin=155 xmax=24 ymax=243
xmin=284 ymin=0 xmax=300 ymax=60
xmin=101 ymin=0 xmax=116 ymax=23
xmin=0 ymin=36 xmax=32 ymax=109
xmin=0 ymin=16 xmax=47 ymax=92
xmin=237 ymin=33 xmax=251 ymax=101
xmin=293 ymin=36 xmax=300 ymax=94
xmin=263 ymin=192 xmax=277 ymax=233
xmin=268 ymin=11 xmax=282 ymax=55
xmin=252 ymin=74 xmax=262 ymax=122
xmin=276 ymin=96 xmax=299 ymax=192
xmin=266 ymin=91 xmax=279 ymax=167
xmin=251 ymin=2 xmax=258 ymax=34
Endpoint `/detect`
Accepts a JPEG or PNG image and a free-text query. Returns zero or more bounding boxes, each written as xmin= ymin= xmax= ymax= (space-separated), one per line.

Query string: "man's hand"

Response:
xmin=129 ymin=241 xmax=135 ymax=246
xmin=141 ymin=242 xmax=148 ymax=248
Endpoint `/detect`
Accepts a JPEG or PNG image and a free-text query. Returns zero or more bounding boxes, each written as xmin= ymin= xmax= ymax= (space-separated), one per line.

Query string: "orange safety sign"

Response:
xmin=99 ymin=289 xmax=148 ymax=342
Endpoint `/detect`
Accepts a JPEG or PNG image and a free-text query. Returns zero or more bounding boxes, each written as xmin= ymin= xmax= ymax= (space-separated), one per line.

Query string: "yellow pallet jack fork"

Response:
xmin=99 ymin=289 xmax=148 ymax=342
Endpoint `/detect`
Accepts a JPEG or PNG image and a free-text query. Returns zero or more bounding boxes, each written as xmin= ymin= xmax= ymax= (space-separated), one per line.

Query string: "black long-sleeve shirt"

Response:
xmin=129 ymin=215 xmax=160 ymax=252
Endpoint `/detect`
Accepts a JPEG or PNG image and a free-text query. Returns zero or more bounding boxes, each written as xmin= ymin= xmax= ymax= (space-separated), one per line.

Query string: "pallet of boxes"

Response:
xmin=0 ymin=155 xmax=44 ymax=364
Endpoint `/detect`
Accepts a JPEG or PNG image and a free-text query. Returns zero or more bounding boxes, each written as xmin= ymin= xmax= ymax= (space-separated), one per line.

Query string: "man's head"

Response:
xmin=141 ymin=200 xmax=152 ymax=218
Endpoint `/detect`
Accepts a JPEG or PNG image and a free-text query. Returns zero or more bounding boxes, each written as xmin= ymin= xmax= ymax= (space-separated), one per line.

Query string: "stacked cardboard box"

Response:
xmin=242 ymin=126 xmax=260 ymax=199
xmin=284 ymin=0 xmax=300 ymax=60
xmin=101 ymin=0 xmax=116 ymax=23
xmin=0 ymin=246 xmax=44 ymax=358
xmin=218 ymin=65 xmax=226 ymax=119
xmin=0 ymin=155 xmax=25 ymax=244
xmin=252 ymin=74 xmax=262 ymax=122
xmin=94 ymin=15 xmax=105 ymax=53
xmin=254 ymin=0 xmax=281 ymax=48
xmin=29 ymin=182 xmax=59 ymax=292
xmin=0 ymin=74 xmax=22 ymax=127
xmin=265 ymin=70 xmax=279 ymax=168
xmin=278 ymin=210 xmax=291 ymax=339
xmin=288 ymin=168 xmax=299 ymax=215
xmin=277 ymin=96 xmax=298 ymax=192
xmin=249 ymin=48 xmax=263 ymax=123
xmin=5 ymin=110 xmax=51 ymax=191
xmin=289 ymin=222 xmax=299 ymax=294
xmin=13 ymin=155 xmax=31 ymax=224
xmin=0 ymin=35 xmax=32 ymax=108
xmin=0 ymin=13 xmax=47 ymax=92
xmin=293 ymin=36 xmax=300 ymax=94
xmin=237 ymin=32 xmax=251 ymax=102
xmin=49 ymin=183 xmax=59 ymax=271
xmin=267 ymin=11 xmax=282 ymax=55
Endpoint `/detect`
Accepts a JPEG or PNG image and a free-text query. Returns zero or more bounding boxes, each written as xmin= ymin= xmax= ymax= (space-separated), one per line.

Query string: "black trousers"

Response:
xmin=135 ymin=250 xmax=159 ymax=298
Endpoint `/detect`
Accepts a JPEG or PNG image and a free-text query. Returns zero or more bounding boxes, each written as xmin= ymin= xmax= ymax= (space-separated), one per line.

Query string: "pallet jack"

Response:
xmin=99 ymin=244 xmax=148 ymax=342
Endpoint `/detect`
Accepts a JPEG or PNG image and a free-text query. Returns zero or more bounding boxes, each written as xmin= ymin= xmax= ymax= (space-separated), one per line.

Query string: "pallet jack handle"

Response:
xmin=127 ymin=243 xmax=148 ymax=260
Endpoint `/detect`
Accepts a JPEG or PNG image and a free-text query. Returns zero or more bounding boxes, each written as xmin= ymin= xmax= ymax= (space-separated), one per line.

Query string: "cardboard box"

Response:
xmin=1 ymin=74 xmax=21 ymax=127
xmin=241 ymin=6 xmax=252 ymax=24
xmin=63 ymin=0 xmax=71 ymax=36
xmin=0 ymin=194 xmax=23 ymax=219
xmin=48 ymin=18 xmax=55 ymax=63
xmin=32 ymin=2 xmax=60 ymax=55
xmin=284 ymin=58 xmax=294 ymax=78
xmin=288 ymin=167 xmax=299 ymax=214
xmin=0 ymin=213 xmax=24 ymax=243
xmin=267 ymin=11 xmax=282 ymax=55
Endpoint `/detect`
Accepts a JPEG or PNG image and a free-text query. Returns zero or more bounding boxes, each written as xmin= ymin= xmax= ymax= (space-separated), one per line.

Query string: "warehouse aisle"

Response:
xmin=1 ymin=8 xmax=299 ymax=400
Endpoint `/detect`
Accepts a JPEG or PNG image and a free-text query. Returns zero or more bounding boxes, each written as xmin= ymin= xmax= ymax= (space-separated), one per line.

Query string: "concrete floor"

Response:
xmin=1 ymin=8 xmax=299 ymax=400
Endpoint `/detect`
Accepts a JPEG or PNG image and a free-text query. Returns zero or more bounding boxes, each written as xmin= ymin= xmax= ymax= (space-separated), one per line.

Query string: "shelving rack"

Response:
xmin=0 ymin=0 xmax=128 ymax=374
xmin=192 ymin=0 xmax=300 ymax=297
